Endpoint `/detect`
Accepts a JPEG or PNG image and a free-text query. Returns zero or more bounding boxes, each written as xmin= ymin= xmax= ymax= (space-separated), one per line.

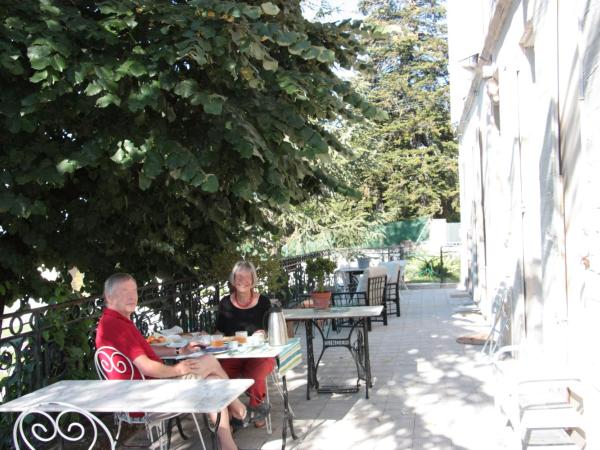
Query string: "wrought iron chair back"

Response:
xmin=365 ymin=274 xmax=388 ymax=331
xmin=330 ymin=268 xmax=388 ymax=332
xmin=93 ymin=346 xmax=202 ymax=450
xmin=95 ymin=345 xmax=144 ymax=380
xmin=13 ymin=401 xmax=116 ymax=450
xmin=379 ymin=261 xmax=401 ymax=317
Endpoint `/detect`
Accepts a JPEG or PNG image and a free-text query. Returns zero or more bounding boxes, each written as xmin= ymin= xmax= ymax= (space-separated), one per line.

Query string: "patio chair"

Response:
xmin=378 ymin=261 xmax=401 ymax=317
xmin=332 ymin=266 xmax=388 ymax=331
xmin=492 ymin=344 xmax=583 ymax=449
xmin=94 ymin=346 xmax=206 ymax=450
xmin=13 ymin=401 xmax=116 ymax=450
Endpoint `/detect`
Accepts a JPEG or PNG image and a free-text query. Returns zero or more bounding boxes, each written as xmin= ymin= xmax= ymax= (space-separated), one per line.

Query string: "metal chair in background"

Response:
xmin=13 ymin=401 xmax=116 ymax=450
xmin=378 ymin=261 xmax=401 ymax=317
xmin=94 ymin=346 xmax=206 ymax=450
xmin=332 ymin=266 xmax=388 ymax=332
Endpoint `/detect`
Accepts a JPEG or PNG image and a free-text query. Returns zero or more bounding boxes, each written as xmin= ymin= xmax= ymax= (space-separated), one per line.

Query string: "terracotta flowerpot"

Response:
xmin=310 ymin=291 xmax=332 ymax=309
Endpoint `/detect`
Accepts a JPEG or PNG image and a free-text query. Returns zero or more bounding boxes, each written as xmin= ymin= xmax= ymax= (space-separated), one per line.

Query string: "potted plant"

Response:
xmin=305 ymin=256 xmax=337 ymax=309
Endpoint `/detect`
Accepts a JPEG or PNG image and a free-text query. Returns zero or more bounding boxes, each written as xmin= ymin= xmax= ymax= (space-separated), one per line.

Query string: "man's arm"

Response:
xmin=152 ymin=341 xmax=205 ymax=359
xmin=133 ymin=354 xmax=190 ymax=378
xmin=133 ymin=354 xmax=219 ymax=379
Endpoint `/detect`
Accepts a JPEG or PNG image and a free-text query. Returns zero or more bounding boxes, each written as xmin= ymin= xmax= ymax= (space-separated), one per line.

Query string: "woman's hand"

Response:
xmin=175 ymin=358 xmax=203 ymax=376
xmin=181 ymin=341 xmax=202 ymax=355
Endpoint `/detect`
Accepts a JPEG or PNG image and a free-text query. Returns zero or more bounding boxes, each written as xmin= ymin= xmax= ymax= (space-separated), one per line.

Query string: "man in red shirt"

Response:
xmin=96 ymin=273 xmax=248 ymax=450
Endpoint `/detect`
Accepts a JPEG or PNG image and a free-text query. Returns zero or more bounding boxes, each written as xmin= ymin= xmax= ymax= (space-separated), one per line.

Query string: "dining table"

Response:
xmin=162 ymin=337 xmax=303 ymax=450
xmin=282 ymin=305 xmax=383 ymax=400
xmin=0 ymin=378 xmax=253 ymax=448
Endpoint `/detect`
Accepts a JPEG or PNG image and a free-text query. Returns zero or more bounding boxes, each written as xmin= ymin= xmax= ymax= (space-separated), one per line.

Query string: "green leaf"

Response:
xmin=96 ymin=93 xmax=121 ymax=108
xmin=275 ymin=32 xmax=299 ymax=46
xmin=56 ymin=159 xmax=79 ymax=174
xmin=29 ymin=70 xmax=48 ymax=83
xmin=84 ymin=81 xmax=103 ymax=96
xmin=118 ymin=60 xmax=148 ymax=78
xmin=242 ymin=5 xmax=262 ymax=19
xmin=261 ymin=2 xmax=280 ymax=15
xmin=174 ymin=79 xmax=199 ymax=98
xmin=111 ymin=148 xmax=127 ymax=164
xmin=138 ymin=172 xmax=152 ymax=190
xmin=317 ymin=48 xmax=335 ymax=64
xmin=50 ymin=54 xmax=66 ymax=72
xmin=248 ymin=42 xmax=266 ymax=60
xmin=235 ymin=141 xmax=254 ymax=158
xmin=262 ymin=56 xmax=278 ymax=71
xmin=203 ymin=96 xmax=223 ymax=115
xmin=30 ymin=56 xmax=52 ymax=70
xmin=302 ymin=46 xmax=320 ymax=60
xmin=202 ymin=174 xmax=219 ymax=192
xmin=166 ymin=150 xmax=189 ymax=169
xmin=288 ymin=40 xmax=310 ymax=55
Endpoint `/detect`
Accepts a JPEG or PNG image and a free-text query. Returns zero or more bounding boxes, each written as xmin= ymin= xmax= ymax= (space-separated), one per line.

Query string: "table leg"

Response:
xmin=280 ymin=375 xmax=297 ymax=450
xmin=304 ymin=320 xmax=315 ymax=400
xmin=362 ymin=318 xmax=373 ymax=399
xmin=204 ymin=412 xmax=221 ymax=450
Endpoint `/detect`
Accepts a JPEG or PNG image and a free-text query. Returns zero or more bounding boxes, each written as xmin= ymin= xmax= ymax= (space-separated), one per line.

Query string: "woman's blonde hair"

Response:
xmin=229 ymin=260 xmax=257 ymax=293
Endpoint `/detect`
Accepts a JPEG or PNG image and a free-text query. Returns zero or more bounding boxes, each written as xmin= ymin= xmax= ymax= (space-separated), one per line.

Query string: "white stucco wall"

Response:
xmin=449 ymin=0 xmax=600 ymax=445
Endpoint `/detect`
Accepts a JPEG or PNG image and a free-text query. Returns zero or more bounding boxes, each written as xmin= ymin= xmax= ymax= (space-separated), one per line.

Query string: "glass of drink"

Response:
xmin=235 ymin=331 xmax=248 ymax=344
xmin=254 ymin=332 xmax=265 ymax=345
xmin=211 ymin=334 xmax=224 ymax=348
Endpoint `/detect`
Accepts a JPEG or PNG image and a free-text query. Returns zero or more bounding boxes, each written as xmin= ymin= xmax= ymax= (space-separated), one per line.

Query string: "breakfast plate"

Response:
xmin=203 ymin=346 xmax=229 ymax=354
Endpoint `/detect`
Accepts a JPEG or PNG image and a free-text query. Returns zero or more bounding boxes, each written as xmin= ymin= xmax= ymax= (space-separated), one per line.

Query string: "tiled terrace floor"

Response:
xmin=126 ymin=288 xmax=520 ymax=449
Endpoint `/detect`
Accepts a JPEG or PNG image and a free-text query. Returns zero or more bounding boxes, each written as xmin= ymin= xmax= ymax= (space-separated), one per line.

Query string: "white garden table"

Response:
xmin=0 ymin=379 xmax=253 ymax=449
xmin=0 ymin=379 xmax=253 ymax=414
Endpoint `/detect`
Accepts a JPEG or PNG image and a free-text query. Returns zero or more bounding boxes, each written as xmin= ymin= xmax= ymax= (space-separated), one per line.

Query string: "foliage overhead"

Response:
xmin=0 ymin=0 xmax=380 ymax=306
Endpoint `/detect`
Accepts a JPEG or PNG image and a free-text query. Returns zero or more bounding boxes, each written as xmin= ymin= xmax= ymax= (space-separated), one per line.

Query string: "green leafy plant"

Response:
xmin=305 ymin=257 xmax=336 ymax=292
xmin=257 ymin=257 xmax=288 ymax=298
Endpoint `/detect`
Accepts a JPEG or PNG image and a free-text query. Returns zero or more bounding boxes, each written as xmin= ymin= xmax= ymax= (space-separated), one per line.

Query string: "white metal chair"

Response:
xmin=94 ymin=345 xmax=206 ymax=450
xmin=13 ymin=401 xmax=116 ymax=450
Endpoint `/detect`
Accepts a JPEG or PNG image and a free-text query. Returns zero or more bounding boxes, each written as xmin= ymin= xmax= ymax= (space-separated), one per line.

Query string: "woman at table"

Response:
xmin=216 ymin=260 xmax=275 ymax=428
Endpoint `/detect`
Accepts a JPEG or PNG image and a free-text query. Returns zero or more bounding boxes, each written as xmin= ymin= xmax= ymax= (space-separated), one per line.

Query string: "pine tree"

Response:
xmin=353 ymin=0 xmax=459 ymax=222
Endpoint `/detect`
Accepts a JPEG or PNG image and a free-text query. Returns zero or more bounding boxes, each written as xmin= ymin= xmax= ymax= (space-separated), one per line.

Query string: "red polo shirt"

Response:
xmin=95 ymin=308 xmax=162 ymax=380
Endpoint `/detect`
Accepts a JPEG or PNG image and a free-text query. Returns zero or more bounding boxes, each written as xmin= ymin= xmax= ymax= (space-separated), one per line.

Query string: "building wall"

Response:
xmin=448 ymin=0 xmax=600 ymax=445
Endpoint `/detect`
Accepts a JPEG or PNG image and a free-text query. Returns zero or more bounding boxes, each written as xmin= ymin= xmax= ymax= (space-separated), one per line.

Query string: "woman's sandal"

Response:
xmin=230 ymin=409 xmax=251 ymax=432
xmin=249 ymin=402 xmax=271 ymax=424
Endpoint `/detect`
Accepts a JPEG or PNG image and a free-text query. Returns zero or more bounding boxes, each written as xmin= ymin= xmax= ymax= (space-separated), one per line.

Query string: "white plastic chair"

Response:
xmin=492 ymin=345 xmax=583 ymax=448
xmin=94 ymin=346 xmax=206 ymax=450
xmin=13 ymin=401 xmax=116 ymax=450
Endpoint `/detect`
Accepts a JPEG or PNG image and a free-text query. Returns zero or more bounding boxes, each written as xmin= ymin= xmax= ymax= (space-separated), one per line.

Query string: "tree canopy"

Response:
xmin=0 ymin=0 xmax=378 ymax=306
xmin=353 ymin=0 xmax=459 ymax=222
xmin=277 ymin=0 xmax=458 ymax=255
